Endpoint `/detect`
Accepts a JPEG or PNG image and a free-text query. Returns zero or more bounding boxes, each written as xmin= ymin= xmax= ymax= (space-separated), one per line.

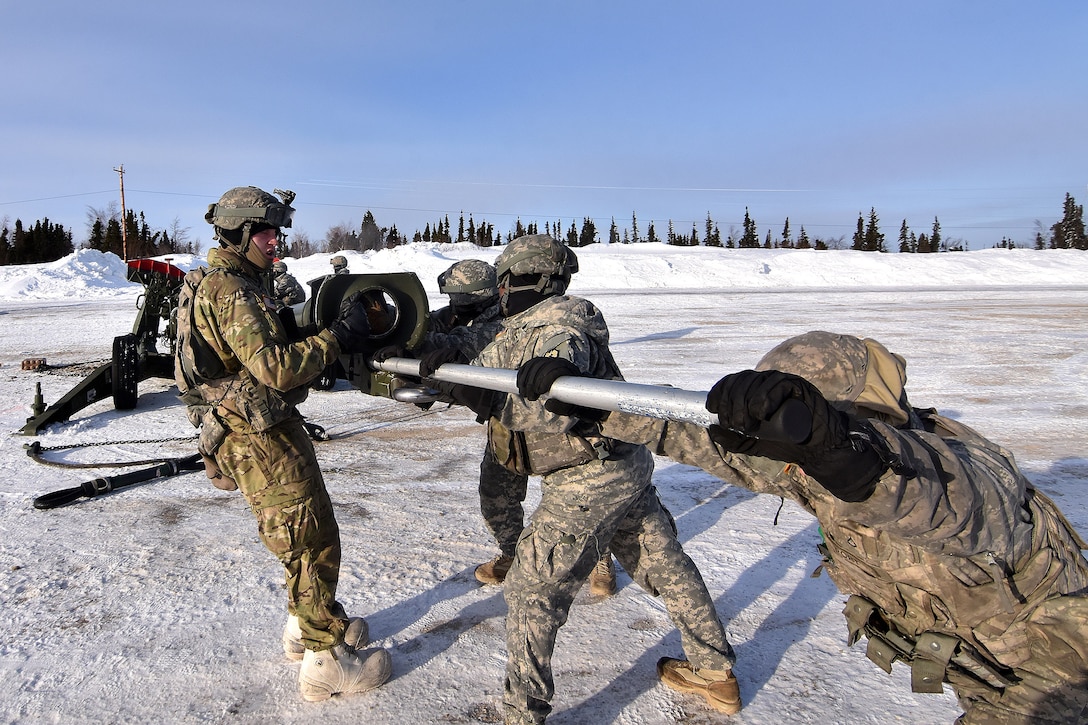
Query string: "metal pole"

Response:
xmin=374 ymin=357 xmax=810 ymax=441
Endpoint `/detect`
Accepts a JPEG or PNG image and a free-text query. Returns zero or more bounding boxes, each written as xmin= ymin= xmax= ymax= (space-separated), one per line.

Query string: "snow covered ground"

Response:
xmin=1 ymin=244 xmax=1086 ymax=725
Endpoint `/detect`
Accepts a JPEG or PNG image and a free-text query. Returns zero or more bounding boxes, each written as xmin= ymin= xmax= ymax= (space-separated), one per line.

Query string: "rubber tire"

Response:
xmin=112 ymin=334 xmax=140 ymax=410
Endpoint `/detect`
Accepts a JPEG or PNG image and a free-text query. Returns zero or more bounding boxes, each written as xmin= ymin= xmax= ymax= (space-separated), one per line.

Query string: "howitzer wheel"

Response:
xmin=112 ymin=334 xmax=139 ymax=410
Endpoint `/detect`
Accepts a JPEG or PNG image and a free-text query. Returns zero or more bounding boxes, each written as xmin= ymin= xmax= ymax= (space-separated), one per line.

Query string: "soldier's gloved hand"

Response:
xmin=372 ymin=344 xmax=410 ymax=363
xmin=435 ymin=381 xmax=505 ymax=423
xmin=706 ymin=370 xmax=884 ymax=503
xmin=706 ymin=370 xmax=848 ymax=449
xmin=419 ymin=347 xmax=464 ymax=378
xmin=516 ymin=357 xmax=582 ymax=401
xmin=328 ymin=292 xmax=372 ymax=354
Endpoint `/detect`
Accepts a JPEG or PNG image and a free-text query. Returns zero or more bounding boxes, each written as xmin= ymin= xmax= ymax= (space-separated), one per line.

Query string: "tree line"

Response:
xmin=2 ymin=192 xmax=1085 ymax=266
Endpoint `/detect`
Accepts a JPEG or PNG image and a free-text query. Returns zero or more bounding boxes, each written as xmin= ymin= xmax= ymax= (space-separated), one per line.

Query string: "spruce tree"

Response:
xmin=740 ymin=208 xmax=760 ymax=248
xmin=898 ymin=219 xmax=912 ymax=253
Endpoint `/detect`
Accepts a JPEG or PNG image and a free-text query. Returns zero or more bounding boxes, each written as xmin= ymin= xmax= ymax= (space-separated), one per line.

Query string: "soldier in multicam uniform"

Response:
xmin=271 ymin=259 xmax=306 ymax=309
xmin=438 ymin=235 xmax=740 ymax=723
xmin=603 ymin=330 xmax=1088 ymax=724
xmin=412 ymin=259 xmax=617 ymax=595
xmin=173 ymin=186 xmax=391 ymax=702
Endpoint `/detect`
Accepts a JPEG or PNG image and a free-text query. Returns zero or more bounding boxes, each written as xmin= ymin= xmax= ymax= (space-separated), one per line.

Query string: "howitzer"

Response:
xmin=373 ymin=357 xmax=812 ymax=443
xmin=20 ymin=259 xmax=185 ymax=435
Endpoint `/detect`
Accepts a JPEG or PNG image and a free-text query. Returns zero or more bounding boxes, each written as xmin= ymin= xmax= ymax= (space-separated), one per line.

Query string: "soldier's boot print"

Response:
xmin=298 ymin=643 xmax=392 ymax=702
xmin=283 ymin=614 xmax=370 ymax=662
xmin=588 ymin=556 xmax=617 ymax=597
xmin=657 ymin=657 xmax=742 ymax=715
xmin=475 ymin=554 xmax=514 ymax=585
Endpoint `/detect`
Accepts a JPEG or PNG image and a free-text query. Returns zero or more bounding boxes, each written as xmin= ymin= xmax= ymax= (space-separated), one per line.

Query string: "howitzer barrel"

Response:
xmin=375 ymin=358 xmax=811 ymax=442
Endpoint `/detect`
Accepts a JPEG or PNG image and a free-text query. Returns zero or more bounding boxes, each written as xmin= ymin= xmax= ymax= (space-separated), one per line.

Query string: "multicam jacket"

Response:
xmin=174 ymin=246 xmax=340 ymax=436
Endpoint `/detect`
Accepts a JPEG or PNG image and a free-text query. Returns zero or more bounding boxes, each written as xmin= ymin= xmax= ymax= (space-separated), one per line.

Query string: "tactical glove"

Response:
xmin=516 ymin=357 xmax=582 ymax=401
xmin=328 ymin=292 xmax=372 ymax=354
xmin=706 ymin=370 xmax=885 ymax=502
xmin=435 ymin=381 xmax=505 ymax=423
xmin=419 ymin=347 xmax=464 ymax=378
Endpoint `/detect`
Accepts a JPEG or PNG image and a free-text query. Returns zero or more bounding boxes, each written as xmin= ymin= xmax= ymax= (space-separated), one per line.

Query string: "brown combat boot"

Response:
xmin=474 ymin=554 xmax=514 ymax=585
xmin=588 ymin=556 xmax=617 ymax=597
xmin=657 ymin=657 xmax=741 ymax=715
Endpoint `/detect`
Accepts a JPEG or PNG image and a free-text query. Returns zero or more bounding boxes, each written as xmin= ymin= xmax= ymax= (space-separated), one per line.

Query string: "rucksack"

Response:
xmin=174 ymin=266 xmax=228 ymax=397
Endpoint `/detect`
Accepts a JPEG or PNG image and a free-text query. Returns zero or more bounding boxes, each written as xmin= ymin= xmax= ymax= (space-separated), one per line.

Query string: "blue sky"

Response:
xmin=2 ymin=1 xmax=1085 ymax=250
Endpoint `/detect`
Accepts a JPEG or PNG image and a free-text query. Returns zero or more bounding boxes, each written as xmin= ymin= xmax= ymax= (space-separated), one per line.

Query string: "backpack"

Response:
xmin=174 ymin=266 xmax=228 ymax=399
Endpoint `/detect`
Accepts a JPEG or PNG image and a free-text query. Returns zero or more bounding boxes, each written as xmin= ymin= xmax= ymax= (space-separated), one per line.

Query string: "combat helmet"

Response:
xmin=755 ymin=330 xmax=914 ymax=427
xmin=272 ymin=260 xmax=288 ymax=275
xmin=438 ymin=259 xmax=497 ymax=308
xmin=206 ymin=187 xmax=294 ymax=268
xmin=330 ymin=255 xmax=348 ymax=273
xmin=494 ymin=234 xmax=578 ymax=312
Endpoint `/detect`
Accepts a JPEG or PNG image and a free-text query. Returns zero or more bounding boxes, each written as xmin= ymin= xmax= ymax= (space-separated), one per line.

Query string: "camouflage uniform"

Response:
xmin=424 ymin=260 xmax=530 ymax=561
xmin=272 ymin=260 xmax=306 ymax=308
xmin=604 ymin=331 xmax=1088 ymax=724
xmin=178 ymin=242 xmax=350 ymax=653
xmin=474 ymin=293 xmax=735 ymax=724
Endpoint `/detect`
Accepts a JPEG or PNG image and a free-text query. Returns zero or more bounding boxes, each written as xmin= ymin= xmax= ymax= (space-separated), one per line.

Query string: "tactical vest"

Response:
xmin=174 ymin=265 xmax=298 ymax=435
xmin=488 ymin=334 xmax=624 ymax=476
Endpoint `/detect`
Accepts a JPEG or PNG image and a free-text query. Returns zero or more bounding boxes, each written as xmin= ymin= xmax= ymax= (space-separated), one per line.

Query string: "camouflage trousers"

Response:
xmin=955 ymin=594 xmax=1088 ymax=725
xmin=479 ymin=445 xmax=529 ymax=558
xmin=216 ymin=418 xmax=347 ymax=652
xmin=502 ymin=443 xmax=735 ymax=724
xmin=479 ymin=446 xmax=613 ymax=568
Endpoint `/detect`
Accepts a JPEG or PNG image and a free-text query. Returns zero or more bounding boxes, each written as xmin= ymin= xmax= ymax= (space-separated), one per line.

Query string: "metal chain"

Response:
xmin=25 ymin=436 xmax=199 ymax=470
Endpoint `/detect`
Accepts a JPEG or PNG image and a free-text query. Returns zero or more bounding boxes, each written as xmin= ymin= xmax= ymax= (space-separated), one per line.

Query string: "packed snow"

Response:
xmin=1 ymin=244 xmax=1086 ymax=725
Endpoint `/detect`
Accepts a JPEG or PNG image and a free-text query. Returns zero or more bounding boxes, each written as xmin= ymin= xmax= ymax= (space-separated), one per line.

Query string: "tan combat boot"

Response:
xmin=283 ymin=615 xmax=369 ymax=662
xmin=474 ymin=554 xmax=514 ymax=585
xmin=588 ymin=556 xmax=617 ymax=597
xmin=657 ymin=657 xmax=741 ymax=715
xmin=298 ymin=643 xmax=392 ymax=702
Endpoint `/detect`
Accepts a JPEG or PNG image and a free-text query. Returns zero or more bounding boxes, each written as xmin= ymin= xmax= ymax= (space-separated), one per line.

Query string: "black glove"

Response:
xmin=542 ymin=398 xmax=607 ymax=421
xmin=419 ymin=347 xmax=464 ymax=378
xmin=516 ymin=357 xmax=582 ymax=401
xmin=372 ymin=344 xmax=409 ymax=363
xmin=328 ymin=292 xmax=371 ymax=354
xmin=435 ymin=381 xmax=505 ymax=423
xmin=706 ymin=369 xmax=847 ymax=448
xmin=706 ymin=370 xmax=884 ymax=502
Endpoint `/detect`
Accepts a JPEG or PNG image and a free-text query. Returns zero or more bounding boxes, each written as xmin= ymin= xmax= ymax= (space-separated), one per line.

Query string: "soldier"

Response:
xmin=271 ymin=259 xmax=306 ymax=308
xmin=438 ymin=235 xmax=740 ymax=723
xmin=174 ymin=186 xmax=391 ymax=702
xmin=330 ymin=254 xmax=350 ymax=275
xmin=405 ymin=259 xmax=616 ymax=595
xmin=602 ymin=330 xmax=1088 ymax=724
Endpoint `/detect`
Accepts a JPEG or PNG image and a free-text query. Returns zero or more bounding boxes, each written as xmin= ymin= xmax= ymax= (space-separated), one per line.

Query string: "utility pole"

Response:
xmin=113 ymin=164 xmax=127 ymax=260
